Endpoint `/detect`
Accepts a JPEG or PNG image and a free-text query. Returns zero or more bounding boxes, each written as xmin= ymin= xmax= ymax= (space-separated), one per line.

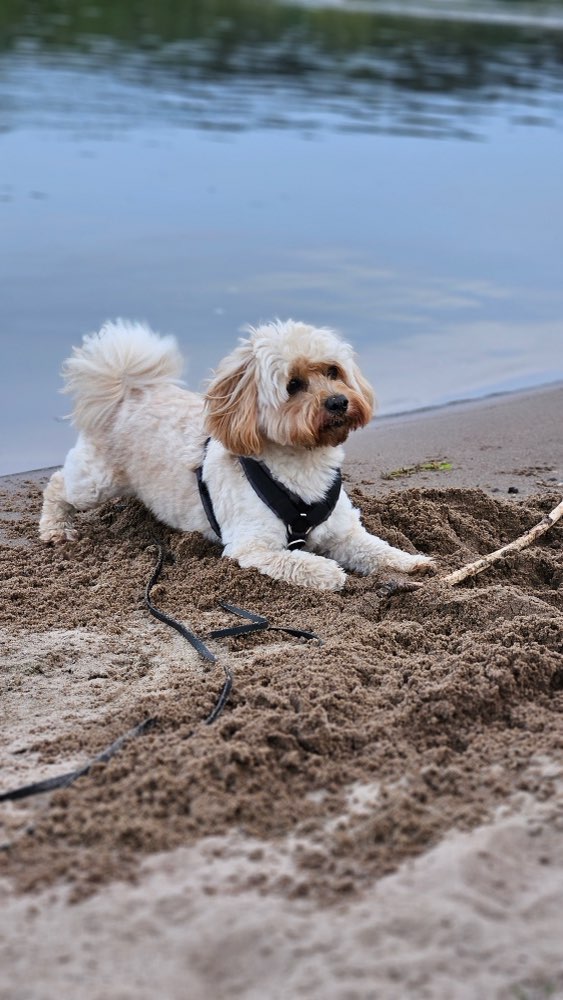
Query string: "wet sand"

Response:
xmin=347 ymin=381 xmax=563 ymax=497
xmin=1 ymin=384 xmax=562 ymax=999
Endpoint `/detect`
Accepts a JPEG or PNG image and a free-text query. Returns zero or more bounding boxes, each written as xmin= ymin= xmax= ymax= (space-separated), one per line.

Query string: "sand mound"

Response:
xmin=1 ymin=477 xmax=562 ymax=901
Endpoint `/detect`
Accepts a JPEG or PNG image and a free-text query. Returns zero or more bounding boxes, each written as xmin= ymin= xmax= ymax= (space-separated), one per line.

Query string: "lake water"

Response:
xmin=1 ymin=0 xmax=563 ymax=475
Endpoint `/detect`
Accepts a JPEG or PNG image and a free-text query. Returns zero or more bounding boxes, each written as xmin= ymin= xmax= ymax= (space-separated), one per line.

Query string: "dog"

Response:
xmin=39 ymin=319 xmax=432 ymax=590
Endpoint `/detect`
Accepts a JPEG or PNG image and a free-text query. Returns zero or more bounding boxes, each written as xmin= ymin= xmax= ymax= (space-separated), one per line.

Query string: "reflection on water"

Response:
xmin=1 ymin=0 xmax=562 ymax=473
xmin=2 ymin=0 xmax=563 ymax=138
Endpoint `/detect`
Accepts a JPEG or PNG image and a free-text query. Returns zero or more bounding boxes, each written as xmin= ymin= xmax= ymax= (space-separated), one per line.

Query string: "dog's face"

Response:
xmin=205 ymin=320 xmax=375 ymax=456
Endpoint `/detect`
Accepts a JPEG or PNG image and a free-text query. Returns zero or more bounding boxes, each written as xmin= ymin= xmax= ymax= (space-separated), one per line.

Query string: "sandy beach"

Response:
xmin=1 ymin=384 xmax=563 ymax=1000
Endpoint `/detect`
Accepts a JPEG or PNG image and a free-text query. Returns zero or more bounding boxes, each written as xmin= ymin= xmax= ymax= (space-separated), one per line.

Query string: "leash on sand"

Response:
xmin=0 ymin=542 xmax=320 ymax=805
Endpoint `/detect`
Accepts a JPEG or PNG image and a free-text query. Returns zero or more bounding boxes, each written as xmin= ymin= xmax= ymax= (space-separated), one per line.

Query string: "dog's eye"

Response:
xmin=326 ymin=366 xmax=339 ymax=380
xmin=286 ymin=377 xmax=307 ymax=396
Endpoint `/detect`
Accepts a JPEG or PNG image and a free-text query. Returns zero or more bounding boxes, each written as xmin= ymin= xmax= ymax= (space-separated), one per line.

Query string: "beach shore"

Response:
xmin=1 ymin=383 xmax=562 ymax=1000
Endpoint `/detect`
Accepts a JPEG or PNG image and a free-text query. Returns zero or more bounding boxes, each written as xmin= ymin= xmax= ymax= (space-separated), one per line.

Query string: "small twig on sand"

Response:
xmin=378 ymin=495 xmax=563 ymax=598
xmin=441 ymin=495 xmax=563 ymax=587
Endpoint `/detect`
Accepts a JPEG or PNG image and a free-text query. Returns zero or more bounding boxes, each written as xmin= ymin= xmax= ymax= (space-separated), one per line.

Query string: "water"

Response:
xmin=1 ymin=0 xmax=563 ymax=475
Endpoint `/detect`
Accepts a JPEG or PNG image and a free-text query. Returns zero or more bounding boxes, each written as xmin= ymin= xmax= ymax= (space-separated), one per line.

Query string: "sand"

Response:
xmin=1 ymin=384 xmax=563 ymax=999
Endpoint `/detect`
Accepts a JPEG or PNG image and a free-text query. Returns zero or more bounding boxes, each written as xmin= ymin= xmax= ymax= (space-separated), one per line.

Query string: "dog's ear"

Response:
xmin=205 ymin=356 xmax=264 ymax=457
xmin=351 ymin=363 xmax=376 ymax=425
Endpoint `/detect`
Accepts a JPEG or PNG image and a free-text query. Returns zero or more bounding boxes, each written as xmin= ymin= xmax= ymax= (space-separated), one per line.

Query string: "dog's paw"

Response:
xmin=308 ymin=559 xmax=347 ymax=591
xmin=285 ymin=553 xmax=346 ymax=590
xmin=405 ymin=554 xmax=435 ymax=575
xmin=39 ymin=525 xmax=78 ymax=544
xmin=383 ymin=551 xmax=435 ymax=575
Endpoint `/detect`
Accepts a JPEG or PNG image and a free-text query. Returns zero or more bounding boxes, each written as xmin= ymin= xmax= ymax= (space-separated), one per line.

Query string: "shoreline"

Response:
xmin=377 ymin=377 xmax=563 ymax=424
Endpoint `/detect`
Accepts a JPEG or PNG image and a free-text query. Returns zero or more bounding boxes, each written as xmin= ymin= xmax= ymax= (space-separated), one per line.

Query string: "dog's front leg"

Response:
xmin=224 ymin=540 xmax=347 ymax=591
xmin=39 ymin=469 xmax=79 ymax=543
xmin=326 ymin=527 xmax=433 ymax=575
xmin=317 ymin=497 xmax=433 ymax=576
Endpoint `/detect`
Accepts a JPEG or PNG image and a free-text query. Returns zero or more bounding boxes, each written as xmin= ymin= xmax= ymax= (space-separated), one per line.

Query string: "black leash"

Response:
xmin=210 ymin=602 xmax=319 ymax=644
xmin=0 ymin=718 xmax=156 ymax=804
xmin=144 ymin=542 xmax=233 ymax=725
xmin=145 ymin=545 xmax=319 ymax=719
xmin=0 ymin=543 xmax=320 ymax=804
xmin=145 ymin=542 xmax=217 ymax=663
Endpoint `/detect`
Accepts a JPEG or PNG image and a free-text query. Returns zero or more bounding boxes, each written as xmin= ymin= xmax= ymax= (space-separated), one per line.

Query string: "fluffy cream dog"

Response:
xmin=39 ymin=319 xmax=432 ymax=590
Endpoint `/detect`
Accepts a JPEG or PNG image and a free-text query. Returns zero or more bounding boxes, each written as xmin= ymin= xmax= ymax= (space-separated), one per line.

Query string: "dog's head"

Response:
xmin=205 ymin=320 xmax=375 ymax=456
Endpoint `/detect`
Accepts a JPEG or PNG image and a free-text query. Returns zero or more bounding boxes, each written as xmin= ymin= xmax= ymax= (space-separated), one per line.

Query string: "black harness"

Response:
xmin=197 ymin=442 xmax=342 ymax=550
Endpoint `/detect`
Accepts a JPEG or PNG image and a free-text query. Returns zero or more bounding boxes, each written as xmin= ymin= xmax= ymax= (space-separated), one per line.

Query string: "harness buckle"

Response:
xmin=287 ymin=537 xmax=307 ymax=550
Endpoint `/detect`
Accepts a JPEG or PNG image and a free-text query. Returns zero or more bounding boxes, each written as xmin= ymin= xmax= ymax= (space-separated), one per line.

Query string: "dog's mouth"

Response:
xmin=316 ymin=412 xmax=355 ymax=445
xmin=323 ymin=408 xmax=361 ymax=431
xmin=321 ymin=409 xmax=351 ymax=428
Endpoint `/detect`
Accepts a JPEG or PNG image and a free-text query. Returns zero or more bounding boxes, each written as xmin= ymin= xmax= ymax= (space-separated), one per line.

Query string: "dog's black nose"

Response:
xmin=325 ymin=394 xmax=349 ymax=413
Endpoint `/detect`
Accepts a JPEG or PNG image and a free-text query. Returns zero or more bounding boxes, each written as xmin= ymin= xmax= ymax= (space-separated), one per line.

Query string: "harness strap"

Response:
xmin=240 ymin=456 xmax=342 ymax=550
xmin=196 ymin=462 xmax=222 ymax=542
xmin=196 ymin=440 xmax=342 ymax=550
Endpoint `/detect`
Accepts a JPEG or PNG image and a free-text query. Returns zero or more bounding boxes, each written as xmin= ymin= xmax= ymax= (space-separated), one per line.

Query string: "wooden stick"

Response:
xmin=441 ymin=495 xmax=563 ymax=587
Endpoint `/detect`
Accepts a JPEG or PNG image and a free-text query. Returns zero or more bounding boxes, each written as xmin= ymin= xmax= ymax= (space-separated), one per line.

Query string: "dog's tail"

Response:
xmin=62 ymin=319 xmax=184 ymax=434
